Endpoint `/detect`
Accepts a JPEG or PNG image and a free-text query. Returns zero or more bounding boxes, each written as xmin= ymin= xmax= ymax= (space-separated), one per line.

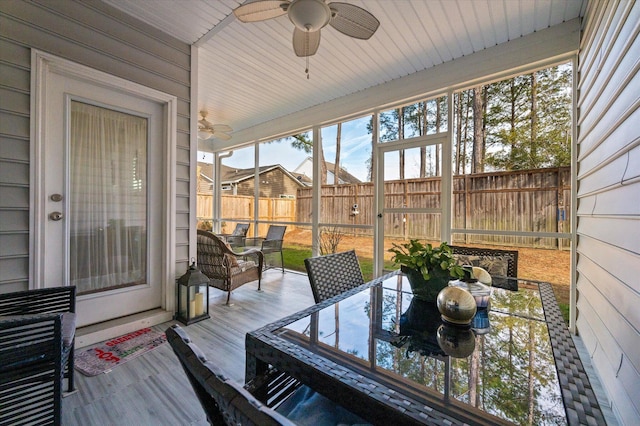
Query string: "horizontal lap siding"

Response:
xmin=576 ymin=0 xmax=640 ymax=424
xmin=0 ymin=0 xmax=192 ymax=290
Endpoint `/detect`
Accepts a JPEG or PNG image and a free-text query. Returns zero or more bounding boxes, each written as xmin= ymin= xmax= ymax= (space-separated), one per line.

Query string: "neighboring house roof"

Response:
xmin=324 ymin=161 xmax=362 ymax=184
xmin=292 ymin=157 xmax=362 ymax=184
xmin=197 ymin=162 xmax=307 ymax=188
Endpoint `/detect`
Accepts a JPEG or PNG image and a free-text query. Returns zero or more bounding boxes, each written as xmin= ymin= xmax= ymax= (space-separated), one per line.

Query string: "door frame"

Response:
xmin=373 ymin=123 xmax=453 ymax=277
xmin=30 ymin=50 xmax=177 ymax=317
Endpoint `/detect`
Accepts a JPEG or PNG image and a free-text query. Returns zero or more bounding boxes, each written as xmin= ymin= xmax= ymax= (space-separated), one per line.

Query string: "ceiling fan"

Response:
xmin=233 ymin=0 xmax=380 ymax=58
xmin=198 ymin=111 xmax=233 ymax=141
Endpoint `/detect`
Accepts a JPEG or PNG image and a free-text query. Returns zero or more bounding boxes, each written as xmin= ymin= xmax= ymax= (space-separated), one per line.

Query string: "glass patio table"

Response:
xmin=245 ymin=271 xmax=605 ymax=425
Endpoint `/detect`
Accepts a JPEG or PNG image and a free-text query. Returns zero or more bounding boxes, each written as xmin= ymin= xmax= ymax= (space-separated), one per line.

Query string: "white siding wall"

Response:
xmin=0 ymin=0 xmax=192 ymax=292
xmin=576 ymin=1 xmax=640 ymax=424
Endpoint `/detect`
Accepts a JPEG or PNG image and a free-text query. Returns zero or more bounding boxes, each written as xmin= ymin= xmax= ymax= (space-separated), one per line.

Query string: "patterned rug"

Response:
xmin=75 ymin=328 xmax=167 ymax=376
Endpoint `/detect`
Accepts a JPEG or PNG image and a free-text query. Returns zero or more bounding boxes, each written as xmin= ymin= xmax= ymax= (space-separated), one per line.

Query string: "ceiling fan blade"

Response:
xmin=211 ymin=124 xmax=233 ymax=133
xmin=328 ymin=2 xmax=379 ymax=40
xmin=233 ymin=0 xmax=289 ymax=23
xmin=215 ymin=132 xmax=232 ymax=141
xmin=292 ymin=27 xmax=321 ymax=57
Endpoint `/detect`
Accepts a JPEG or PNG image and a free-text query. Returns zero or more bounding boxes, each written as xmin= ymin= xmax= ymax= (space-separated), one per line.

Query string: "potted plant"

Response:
xmin=388 ymin=240 xmax=465 ymax=302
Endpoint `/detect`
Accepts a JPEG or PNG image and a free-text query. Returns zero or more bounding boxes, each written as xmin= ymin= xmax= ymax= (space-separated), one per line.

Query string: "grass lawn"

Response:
xmin=284 ymin=244 xmax=382 ymax=281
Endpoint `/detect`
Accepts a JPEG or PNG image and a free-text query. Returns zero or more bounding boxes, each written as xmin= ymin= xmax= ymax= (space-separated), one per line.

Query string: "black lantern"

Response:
xmin=176 ymin=260 xmax=210 ymax=325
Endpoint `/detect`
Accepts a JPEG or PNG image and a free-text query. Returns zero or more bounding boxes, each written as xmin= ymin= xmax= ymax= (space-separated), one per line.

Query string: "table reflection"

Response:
xmin=277 ymin=274 xmax=566 ymax=425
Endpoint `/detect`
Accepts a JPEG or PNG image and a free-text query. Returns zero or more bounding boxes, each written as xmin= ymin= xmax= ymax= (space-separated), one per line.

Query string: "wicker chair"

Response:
xmin=304 ymin=250 xmax=365 ymax=303
xmin=197 ymin=230 xmax=264 ymax=305
xmin=0 ymin=286 xmax=77 ymax=426
xmin=166 ymin=324 xmax=295 ymax=426
xmin=244 ymin=225 xmax=287 ymax=272
xmin=217 ymin=223 xmax=250 ymax=248
xmin=449 ymin=245 xmax=519 ymax=290
xmin=167 ymin=325 xmax=370 ymax=426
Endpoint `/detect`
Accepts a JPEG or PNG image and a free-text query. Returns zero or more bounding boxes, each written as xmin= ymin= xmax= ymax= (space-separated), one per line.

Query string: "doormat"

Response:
xmin=75 ymin=328 xmax=167 ymax=376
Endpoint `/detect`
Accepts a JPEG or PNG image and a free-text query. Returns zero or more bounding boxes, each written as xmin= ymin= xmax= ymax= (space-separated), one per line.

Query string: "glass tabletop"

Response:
xmin=274 ymin=274 xmax=565 ymax=425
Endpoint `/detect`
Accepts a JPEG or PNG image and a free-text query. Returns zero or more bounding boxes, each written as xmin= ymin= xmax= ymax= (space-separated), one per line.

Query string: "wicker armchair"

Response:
xmin=0 ymin=286 xmax=76 ymax=425
xmin=450 ymin=245 xmax=519 ymax=290
xmin=197 ymin=230 xmax=264 ymax=305
xmin=244 ymin=225 xmax=287 ymax=272
xmin=304 ymin=250 xmax=365 ymax=303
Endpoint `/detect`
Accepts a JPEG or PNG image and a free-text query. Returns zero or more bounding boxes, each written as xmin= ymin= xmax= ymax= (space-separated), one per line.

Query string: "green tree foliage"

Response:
xmin=292 ymin=64 xmax=571 ymax=179
xmin=468 ymin=64 xmax=572 ymax=171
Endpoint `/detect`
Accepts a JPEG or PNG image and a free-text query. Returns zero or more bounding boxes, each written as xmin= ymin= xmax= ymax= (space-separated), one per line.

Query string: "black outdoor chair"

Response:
xmin=450 ymin=245 xmax=519 ymax=290
xmin=217 ymin=223 xmax=250 ymax=248
xmin=0 ymin=286 xmax=77 ymax=425
xmin=166 ymin=324 xmax=295 ymax=425
xmin=166 ymin=324 xmax=370 ymax=426
xmin=245 ymin=225 xmax=287 ymax=272
xmin=304 ymin=250 xmax=365 ymax=303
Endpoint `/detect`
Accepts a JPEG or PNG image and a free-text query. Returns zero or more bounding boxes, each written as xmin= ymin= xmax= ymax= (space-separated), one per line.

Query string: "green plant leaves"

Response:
xmin=388 ymin=239 xmax=464 ymax=280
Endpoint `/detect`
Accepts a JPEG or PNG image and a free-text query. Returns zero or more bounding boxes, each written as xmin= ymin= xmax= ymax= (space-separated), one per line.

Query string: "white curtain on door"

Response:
xmin=69 ymin=101 xmax=148 ymax=294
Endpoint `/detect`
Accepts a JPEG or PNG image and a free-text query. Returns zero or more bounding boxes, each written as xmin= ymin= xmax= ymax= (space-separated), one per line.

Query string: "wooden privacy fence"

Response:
xmin=197 ymin=194 xmax=296 ymax=237
xmin=294 ymin=167 xmax=571 ymax=249
xmin=198 ymin=167 xmax=571 ymax=249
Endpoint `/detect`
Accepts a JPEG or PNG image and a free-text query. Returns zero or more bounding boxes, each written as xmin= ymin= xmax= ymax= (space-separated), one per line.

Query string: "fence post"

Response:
xmin=464 ymin=174 xmax=470 ymax=244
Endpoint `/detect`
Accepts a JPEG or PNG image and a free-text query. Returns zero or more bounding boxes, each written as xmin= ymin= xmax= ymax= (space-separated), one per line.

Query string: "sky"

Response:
xmin=198 ymin=116 xmax=374 ymax=182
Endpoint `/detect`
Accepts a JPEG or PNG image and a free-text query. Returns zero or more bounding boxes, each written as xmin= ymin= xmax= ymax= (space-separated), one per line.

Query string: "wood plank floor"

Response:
xmin=62 ymin=270 xmax=314 ymax=426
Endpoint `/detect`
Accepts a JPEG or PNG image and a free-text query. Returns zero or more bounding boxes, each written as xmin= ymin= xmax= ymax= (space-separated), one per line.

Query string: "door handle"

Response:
xmin=49 ymin=211 xmax=63 ymax=221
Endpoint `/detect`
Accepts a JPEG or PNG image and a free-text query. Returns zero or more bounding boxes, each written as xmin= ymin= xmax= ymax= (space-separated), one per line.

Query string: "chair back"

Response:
xmin=166 ymin=325 xmax=294 ymax=426
xmin=197 ymin=230 xmax=233 ymax=281
xmin=304 ymin=250 xmax=365 ymax=303
xmin=449 ymin=245 xmax=519 ymax=290
xmin=231 ymin=223 xmax=250 ymax=237
xmin=265 ymin=225 xmax=286 ymax=241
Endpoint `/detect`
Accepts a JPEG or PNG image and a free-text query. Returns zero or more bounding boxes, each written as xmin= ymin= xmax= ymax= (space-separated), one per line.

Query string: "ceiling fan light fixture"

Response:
xmin=288 ymin=0 xmax=330 ymax=32
xmin=197 ymin=111 xmax=233 ymax=140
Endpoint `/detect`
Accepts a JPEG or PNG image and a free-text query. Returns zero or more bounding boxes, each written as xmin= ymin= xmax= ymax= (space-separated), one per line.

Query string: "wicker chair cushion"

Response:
xmin=223 ymin=242 xmax=239 ymax=267
xmin=230 ymin=260 xmax=257 ymax=275
xmin=453 ymin=254 xmax=510 ymax=277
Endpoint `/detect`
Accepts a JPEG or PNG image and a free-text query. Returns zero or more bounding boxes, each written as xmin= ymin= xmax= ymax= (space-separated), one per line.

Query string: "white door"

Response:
xmin=40 ymin=70 xmax=164 ymax=327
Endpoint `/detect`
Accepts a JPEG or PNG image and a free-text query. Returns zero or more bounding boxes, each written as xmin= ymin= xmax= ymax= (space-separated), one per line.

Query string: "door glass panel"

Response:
xmin=382 ymin=142 xmax=443 ymax=274
xmin=69 ymin=101 xmax=148 ymax=295
xmin=379 ymin=96 xmax=448 ymax=143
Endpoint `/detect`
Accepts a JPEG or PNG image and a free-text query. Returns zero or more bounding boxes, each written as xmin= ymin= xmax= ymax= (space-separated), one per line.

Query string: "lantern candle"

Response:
xmin=194 ymin=292 xmax=204 ymax=316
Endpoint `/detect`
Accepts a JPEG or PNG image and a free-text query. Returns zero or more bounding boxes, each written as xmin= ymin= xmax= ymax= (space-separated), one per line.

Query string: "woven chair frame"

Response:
xmin=245 ymin=225 xmax=287 ymax=273
xmin=449 ymin=245 xmax=519 ymax=290
xmin=0 ymin=286 xmax=76 ymax=425
xmin=166 ymin=325 xmax=296 ymax=426
xmin=304 ymin=250 xmax=365 ymax=303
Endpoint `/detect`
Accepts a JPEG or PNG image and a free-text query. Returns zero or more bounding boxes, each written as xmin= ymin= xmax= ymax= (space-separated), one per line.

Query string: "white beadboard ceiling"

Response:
xmin=102 ymin=0 xmax=586 ymax=147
